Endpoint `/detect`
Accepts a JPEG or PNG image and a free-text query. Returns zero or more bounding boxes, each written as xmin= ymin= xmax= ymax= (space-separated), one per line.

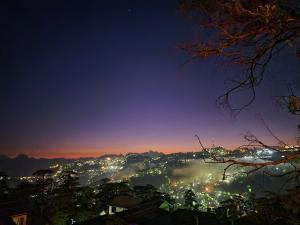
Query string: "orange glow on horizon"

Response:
xmin=26 ymin=145 xmax=200 ymax=159
xmin=3 ymin=137 xmax=275 ymax=159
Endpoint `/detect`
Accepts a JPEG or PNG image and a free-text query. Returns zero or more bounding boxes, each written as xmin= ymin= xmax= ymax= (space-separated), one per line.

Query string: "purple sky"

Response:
xmin=1 ymin=0 xmax=299 ymax=158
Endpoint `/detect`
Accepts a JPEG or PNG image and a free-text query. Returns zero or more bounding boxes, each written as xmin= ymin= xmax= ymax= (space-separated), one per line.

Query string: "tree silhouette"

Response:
xmin=0 ymin=172 xmax=10 ymax=199
xmin=30 ymin=169 xmax=55 ymax=225
xmin=48 ymin=170 xmax=96 ymax=225
xmin=95 ymin=181 xmax=131 ymax=211
xmin=184 ymin=189 xmax=200 ymax=210
xmin=180 ymin=0 xmax=300 ymax=114
xmin=179 ymin=0 xmax=300 ymax=182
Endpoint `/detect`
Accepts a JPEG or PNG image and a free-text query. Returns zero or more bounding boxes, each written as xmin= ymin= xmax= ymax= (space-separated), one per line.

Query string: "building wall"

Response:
xmin=11 ymin=214 xmax=27 ymax=225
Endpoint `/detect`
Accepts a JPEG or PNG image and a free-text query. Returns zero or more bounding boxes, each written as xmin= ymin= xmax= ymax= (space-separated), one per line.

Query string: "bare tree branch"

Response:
xmin=180 ymin=0 xmax=300 ymax=113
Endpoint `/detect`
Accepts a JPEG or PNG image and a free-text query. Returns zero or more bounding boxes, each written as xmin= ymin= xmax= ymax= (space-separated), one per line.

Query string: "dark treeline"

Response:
xmin=1 ymin=169 xmax=300 ymax=225
xmin=0 ymin=170 xmax=170 ymax=225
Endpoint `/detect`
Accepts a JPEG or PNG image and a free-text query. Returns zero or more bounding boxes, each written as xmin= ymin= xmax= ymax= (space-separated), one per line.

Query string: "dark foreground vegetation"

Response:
xmin=0 ymin=170 xmax=300 ymax=225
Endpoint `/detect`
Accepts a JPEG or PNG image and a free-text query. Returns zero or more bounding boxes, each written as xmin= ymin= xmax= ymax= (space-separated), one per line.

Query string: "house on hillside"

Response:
xmin=0 ymin=201 xmax=28 ymax=225
xmin=100 ymin=195 xmax=143 ymax=216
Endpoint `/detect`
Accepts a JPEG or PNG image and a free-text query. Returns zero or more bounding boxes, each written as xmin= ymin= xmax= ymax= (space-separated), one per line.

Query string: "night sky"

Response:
xmin=1 ymin=0 xmax=299 ymax=158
